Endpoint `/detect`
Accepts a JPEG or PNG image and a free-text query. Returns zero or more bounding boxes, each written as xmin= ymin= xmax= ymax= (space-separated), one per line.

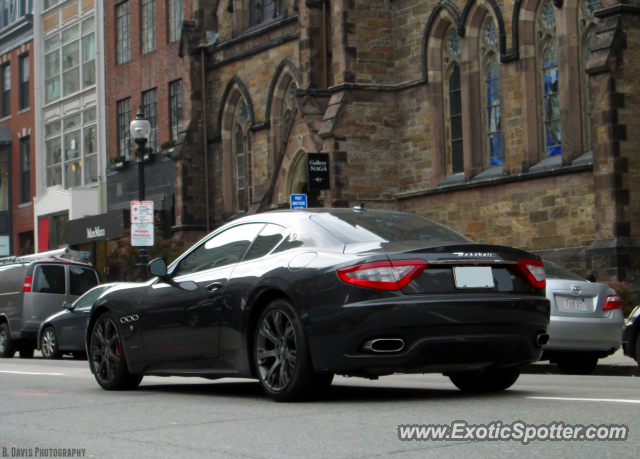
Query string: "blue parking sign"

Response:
xmin=290 ymin=194 xmax=308 ymax=209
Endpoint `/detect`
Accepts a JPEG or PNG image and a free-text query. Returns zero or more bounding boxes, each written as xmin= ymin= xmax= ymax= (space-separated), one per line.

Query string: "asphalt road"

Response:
xmin=0 ymin=357 xmax=638 ymax=459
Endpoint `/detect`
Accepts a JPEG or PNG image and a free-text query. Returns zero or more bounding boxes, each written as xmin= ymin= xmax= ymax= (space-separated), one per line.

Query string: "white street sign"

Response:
xmin=131 ymin=223 xmax=154 ymax=247
xmin=131 ymin=201 xmax=154 ymax=224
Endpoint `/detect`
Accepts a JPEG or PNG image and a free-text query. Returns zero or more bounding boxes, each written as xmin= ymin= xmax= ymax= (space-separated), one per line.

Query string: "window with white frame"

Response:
xmin=117 ymin=98 xmax=131 ymax=159
xmin=168 ymin=0 xmax=183 ymax=43
xmin=1 ymin=0 xmax=32 ymax=27
xmin=45 ymin=107 xmax=98 ymax=189
xmin=142 ymin=88 xmax=157 ymax=151
xmin=43 ymin=18 xmax=96 ymax=105
xmin=141 ymin=0 xmax=156 ymax=54
xmin=116 ymin=2 xmax=131 ymax=65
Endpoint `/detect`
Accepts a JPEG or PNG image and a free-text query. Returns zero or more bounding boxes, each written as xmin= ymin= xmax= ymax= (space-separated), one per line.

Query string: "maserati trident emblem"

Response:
xmin=453 ymin=253 xmax=495 ymax=258
xmin=571 ymin=286 xmax=582 ymax=295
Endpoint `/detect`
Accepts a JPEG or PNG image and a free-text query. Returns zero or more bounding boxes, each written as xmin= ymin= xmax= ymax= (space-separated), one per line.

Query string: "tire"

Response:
xmin=41 ymin=327 xmax=63 ymax=360
xmin=19 ymin=348 xmax=34 ymax=359
xmin=0 ymin=323 xmax=16 ymax=358
xmin=556 ymin=356 xmax=598 ymax=375
xmin=449 ymin=365 xmax=522 ymax=392
xmin=254 ymin=299 xmax=333 ymax=402
xmin=89 ymin=312 xmax=143 ymax=391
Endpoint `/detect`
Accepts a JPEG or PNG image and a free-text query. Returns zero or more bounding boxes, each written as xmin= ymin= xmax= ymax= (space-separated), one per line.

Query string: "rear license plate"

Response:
xmin=453 ymin=267 xmax=494 ymax=289
xmin=564 ymin=297 xmax=586 ymax=311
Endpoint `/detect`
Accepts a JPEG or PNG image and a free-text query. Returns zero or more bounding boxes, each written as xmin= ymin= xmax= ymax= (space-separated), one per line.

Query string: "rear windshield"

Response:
xmin=543 ymin=261 xmax=586 ymax=281
xmin=69 ymin=266 xmax=100 ymax=296
xmin=310 ymin=212 xmax=473 ymax=245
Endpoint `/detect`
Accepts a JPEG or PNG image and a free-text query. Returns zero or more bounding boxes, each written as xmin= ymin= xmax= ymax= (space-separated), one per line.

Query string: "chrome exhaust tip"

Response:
xmin=535 ymin=333 xmax=550 ymax=347
xmin=362 ymin=338 xmax=405 ymax=353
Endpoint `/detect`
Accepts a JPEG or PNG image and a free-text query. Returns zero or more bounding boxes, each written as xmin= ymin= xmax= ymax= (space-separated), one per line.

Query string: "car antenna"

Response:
xmin=353 ymin=202 xmax=366 ymax=211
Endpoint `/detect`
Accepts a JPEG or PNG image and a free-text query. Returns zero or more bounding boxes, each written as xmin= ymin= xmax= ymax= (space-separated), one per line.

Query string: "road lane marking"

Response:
xmin=14 ymin=392 xmax=50 ymax=396
xmin=529 ymin=396 xmax=640 ymax=405
xmin=0 ymin=370 xmax=65 ymax=376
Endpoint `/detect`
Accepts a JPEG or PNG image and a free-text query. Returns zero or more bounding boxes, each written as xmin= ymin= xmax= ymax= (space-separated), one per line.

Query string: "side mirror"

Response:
xmin=63 ymin=301 xmax=75 ymax=311
xmin=148 ymin=258 xmax=168 ymax=278
xmin=585 ymin=273 xmax=596 ymax=283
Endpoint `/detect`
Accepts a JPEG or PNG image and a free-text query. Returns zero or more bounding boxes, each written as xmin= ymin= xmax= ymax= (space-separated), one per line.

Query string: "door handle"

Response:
xmin=206 ymin=282 xmax=223 ymax=292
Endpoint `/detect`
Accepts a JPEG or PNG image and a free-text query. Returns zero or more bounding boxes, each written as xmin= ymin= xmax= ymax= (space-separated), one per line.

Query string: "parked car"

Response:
xmin=0 ymin=250 xmax=100 ymax=358
xmin=85 ymin=209 xmax=550 ymax=401
xmin=622 ymin=306 xmax=640 ymax=368
xmin=540 ymin=261 xmax=623 ymax=375
xmin=38 ymin=284 xmax=117 ymax=360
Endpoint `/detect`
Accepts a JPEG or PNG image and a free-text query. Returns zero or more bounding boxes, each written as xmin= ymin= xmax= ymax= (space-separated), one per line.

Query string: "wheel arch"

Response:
xmin=85 ymin=305 xmax=112 ymax=363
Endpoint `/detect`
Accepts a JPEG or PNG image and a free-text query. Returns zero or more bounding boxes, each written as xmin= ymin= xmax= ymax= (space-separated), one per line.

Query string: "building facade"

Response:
xmin=33 ymin=0 xmax=109 ymax=256
xmin=0 ymin=0 xmax=35 ymax=257
xmin=164 ymin=0 xmax=639 ymax=290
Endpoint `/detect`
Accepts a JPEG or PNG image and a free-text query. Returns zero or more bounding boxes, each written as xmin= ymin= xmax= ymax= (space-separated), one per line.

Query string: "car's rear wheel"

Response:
xmin=449 ymin=365 xmax=521 ymax=392
xmin=254 ymin=299 xmax=333 ymax=402
xmin=41 ymin=327 xmax=63 ymax=360
xmin=556 ymin=356 xmax=598 ymax=375
xmin=0 ymin=323 xmax=16 ymax=358
xmin=90 ymin=312 xmax=142 ymax=391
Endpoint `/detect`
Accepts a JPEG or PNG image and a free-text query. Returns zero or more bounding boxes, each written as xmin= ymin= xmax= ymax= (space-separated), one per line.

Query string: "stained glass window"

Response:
xmin=449 ymin=65 xmax=464 ymax=173
xmin=484 ymin=18 xmax=497 ymax=46
xmin=234 ymin=100 xmax=252 ymax=211
xmin=485 ymin=54 xmax=502 ymax=167
xmin=447 ymin=30 xmax=460 ymax=57
xmin=541 ymin=1 xmax=556 ymax=30
xmin=543 ymin=38 xmax=561 ymax=157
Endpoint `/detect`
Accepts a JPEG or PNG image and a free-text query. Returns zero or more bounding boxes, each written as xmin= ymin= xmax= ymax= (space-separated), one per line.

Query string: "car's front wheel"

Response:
xmin=254 ymin=299 xmax=333 ymax=402
xmin=449 ymin=365 xmax=521 ymax=392
xmin=90 ymin=312 xmax=142 ymax=391
xmin=41 ymin=327 xmax=63 ymax=360
xmin=556 ymin=356 xmax=598 ymax=375
xmin=0 ymin=323 xmax=16 ymax=358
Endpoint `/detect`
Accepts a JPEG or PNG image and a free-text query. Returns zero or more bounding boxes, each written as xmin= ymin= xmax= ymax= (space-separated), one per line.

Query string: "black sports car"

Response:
xmin=86 ymin=209 xmax=550 ymax=401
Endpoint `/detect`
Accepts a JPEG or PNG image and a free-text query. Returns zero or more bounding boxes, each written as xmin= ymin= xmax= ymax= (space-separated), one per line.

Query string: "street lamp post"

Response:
xmin=130 ymin=107 xmax=151 ymax=282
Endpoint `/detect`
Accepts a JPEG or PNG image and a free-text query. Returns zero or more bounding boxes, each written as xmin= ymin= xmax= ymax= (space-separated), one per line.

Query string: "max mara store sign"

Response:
xmin=67 ymin=210 xmax=126 ymax=245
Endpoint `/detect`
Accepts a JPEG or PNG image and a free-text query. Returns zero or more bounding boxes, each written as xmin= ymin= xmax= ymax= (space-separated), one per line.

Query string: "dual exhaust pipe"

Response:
xmin=362 ymin=338 xmax=405 ymax=353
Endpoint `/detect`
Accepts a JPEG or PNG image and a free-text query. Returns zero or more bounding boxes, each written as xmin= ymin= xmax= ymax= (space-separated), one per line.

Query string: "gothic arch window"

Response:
xmin=580 ymin=0 xmax=601 ymax=152
xmin=233 ymin=100 xmax=252 ymax=211
xmin=444 ymin=28 xmax=464 ymax=175
xmin=538 ymin=0 xmax=561 ymax=157
xmin=480 ymin=16 xmax=502 ymax=168
xmin=247 ymin=0 xmax=282 ymax=29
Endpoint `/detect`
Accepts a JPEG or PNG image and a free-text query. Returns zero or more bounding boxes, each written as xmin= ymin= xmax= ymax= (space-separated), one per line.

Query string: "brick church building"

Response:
xmin=119 ymin=0 xmax=639 ymax=289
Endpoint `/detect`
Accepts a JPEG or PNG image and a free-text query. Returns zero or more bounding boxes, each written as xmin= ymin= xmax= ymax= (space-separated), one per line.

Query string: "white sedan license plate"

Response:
xmin=564 ymin=297 xmax=586 ymax=311
xmin=453 ymin=267 xmax=494 ymax=289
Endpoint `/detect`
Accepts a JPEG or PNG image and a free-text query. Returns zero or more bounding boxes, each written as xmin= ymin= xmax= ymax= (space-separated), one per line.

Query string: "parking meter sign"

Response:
xmin=290 ymin=194 xmax=308 ymax=209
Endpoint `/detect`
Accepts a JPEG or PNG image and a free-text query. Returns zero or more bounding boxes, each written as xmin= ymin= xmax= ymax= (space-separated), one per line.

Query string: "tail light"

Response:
xmin=603 ymin=295 xmax=622 ymax=311
xmin=23 ymin=276 xmax=33 ymax=292
xmin=337 ymin=260 xmax=428 ymax=291
xmin=515 ymin=259 xmax=546 ymax=289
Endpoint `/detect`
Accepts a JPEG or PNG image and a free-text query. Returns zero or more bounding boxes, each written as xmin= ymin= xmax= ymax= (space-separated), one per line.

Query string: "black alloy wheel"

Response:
xmin=449 ymin=365 xmax=522 ymax=392
xmin=0 ymin=323 xmax=16 ymax=358
xmin=90 ymin=313 xmax=142 ymax=390
xmin=41 ymin=327 xmax=63 ymax=359
xmin=254 ymin=299 xmax=333 ymax=402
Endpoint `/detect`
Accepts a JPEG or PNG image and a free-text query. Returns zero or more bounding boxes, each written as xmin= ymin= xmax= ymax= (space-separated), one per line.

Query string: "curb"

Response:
xmin=523 ymin=363 xmax=639 ymax=377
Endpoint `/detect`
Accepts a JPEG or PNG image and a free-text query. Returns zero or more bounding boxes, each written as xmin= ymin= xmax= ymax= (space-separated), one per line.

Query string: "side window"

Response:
xmin=33 ymin=265 xmax=66 ymax=295
xmin=243 ymin=224 xmax=288 ymax=262
xmin=69 ymin=266 xmax=100 ymax=296
xmin=74 ymin=286 xmax=106 ymax=309
xmin=175 ymin=223 xmax=264 ymax=276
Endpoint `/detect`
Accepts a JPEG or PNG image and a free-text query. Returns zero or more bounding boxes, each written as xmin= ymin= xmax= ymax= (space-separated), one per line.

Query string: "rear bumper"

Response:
xmin=544 ymin=311 xmax=624 ymax=353
xmin=307 ymin=294 xmax=549 ymax=375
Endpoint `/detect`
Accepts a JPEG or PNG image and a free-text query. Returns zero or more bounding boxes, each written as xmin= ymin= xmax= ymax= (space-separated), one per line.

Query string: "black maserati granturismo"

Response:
xmin=86 ymin=208 xmax=550 ymax=401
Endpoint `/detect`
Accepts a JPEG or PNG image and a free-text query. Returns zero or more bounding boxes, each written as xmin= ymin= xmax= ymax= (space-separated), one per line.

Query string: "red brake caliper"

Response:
xmin=115 ymin=344 xmax=120 ymax=355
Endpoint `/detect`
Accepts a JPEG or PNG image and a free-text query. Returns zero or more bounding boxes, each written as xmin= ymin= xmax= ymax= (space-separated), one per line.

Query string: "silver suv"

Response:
xmin=0 ymin=251 xmax=100 ymax=358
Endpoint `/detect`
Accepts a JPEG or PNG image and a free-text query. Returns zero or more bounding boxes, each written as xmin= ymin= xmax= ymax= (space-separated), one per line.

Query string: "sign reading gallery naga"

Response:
xmin=307 ymin=153 xmax=330 ymax=190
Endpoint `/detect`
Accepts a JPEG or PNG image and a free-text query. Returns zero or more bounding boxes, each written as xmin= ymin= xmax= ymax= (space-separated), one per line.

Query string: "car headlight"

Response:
xmin=627 ymin=306 xmax=640 ymax=323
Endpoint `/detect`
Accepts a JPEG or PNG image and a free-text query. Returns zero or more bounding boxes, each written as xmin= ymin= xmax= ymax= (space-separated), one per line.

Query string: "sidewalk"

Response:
xmin=523 ymin=348 xmax=639 ymax=376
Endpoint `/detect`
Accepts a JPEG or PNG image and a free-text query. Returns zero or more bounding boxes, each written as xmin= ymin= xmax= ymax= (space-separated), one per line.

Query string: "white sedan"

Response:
xmin=540 ymin=261 xmax=624 ymax=375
